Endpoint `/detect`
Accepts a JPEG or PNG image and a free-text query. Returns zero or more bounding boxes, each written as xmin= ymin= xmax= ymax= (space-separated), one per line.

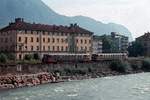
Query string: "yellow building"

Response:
xmin=0 ymin=18 xmax=93 ymax=60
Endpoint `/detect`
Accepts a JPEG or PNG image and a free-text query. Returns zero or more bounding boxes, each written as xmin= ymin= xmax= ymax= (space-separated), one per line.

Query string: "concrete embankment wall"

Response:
xmin=0 ymin=62 xmax=111 ymax=75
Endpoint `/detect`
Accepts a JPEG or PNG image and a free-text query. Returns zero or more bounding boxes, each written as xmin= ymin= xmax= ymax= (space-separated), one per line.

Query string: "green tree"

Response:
xmin=0 ymin=53 xmax=7 ymax=63
xmin=33 ymin=53 xmax=40 ymax=60
xmin=110 ymin=60 xmax=131 ymax=73
xmin=142 ymin=58 xmax=150 ymax=71
xmin=6 ymin=53 xmax=15 ymax=60
xmin=102 ymin=35 xmax=117 ymax=53
xmin=24 ymin=54 xmax=33 ymax=61
xmin=128 ymin=41 xmax=144 ymax=57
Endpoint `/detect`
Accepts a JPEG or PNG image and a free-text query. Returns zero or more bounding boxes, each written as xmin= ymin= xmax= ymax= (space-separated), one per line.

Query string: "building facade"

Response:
xmin=92 ymin=35 xmax=103 ymax=54
xmin=0 ymin=18 xmax=93 ymax=60
xmin=136 ymin=32 xmax=150 ymax=56
xmin=111 ymin=32 xmax=129 ymax=53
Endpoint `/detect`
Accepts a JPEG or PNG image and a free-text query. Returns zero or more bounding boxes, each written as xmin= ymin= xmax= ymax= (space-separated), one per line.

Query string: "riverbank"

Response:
xmin=0 ymin=58 xmax=147 ymax=90
xmin=0 ymin=70 xmax=144 ymax=90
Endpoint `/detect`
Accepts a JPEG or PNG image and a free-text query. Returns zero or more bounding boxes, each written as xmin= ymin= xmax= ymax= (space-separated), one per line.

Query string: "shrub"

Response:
xmin=33 ymin=53 xmax=40 ymax=60
xmin=110 ymin=60 xmax=131 ymax=73
xmin=24 ymin=54 xmax=33 ymax=61
xmin=131 ymin=64 xmax=141 ymax=71
xmin=0 ymin=53 xmax=7 ymax=63
xmin=142 ymin=58 xmax=150 ymax=71
xmin=6 ymin=53 xmax=15 ymax=60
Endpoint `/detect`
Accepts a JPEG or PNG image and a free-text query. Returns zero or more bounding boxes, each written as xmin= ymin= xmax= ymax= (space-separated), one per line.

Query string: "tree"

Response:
xmin=102 ymin=35 xmax=117 ymax=53
xmin=142 ymin=58 xmax=150 ymax=71
xmin=128 ymin=41 xmax=144 ymax=57
xmin=6 ymin=53 xmax=15 ymax=60
xmin=33 ymin=53 xmax=40 ymax=60
xmin=24 ymin=54 xmax=33 ymax=61
xmin=110 ymin=60 xmax=131 ymax=73
xmin=0 ymin=53 xmax=7 ymax=63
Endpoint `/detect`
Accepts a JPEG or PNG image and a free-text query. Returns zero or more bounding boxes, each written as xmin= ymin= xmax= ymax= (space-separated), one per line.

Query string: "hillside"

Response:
xmin=0 ymin=0 xmax=132 ymax=40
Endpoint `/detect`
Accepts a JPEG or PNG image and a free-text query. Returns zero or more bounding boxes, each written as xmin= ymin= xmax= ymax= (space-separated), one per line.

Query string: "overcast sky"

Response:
xmin=42 ymin=0 xmax=150 ymax=39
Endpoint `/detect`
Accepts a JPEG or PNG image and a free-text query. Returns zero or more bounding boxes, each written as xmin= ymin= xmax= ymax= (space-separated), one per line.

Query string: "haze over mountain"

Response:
xmin=0 ymin=0 xmax=132 ymax=40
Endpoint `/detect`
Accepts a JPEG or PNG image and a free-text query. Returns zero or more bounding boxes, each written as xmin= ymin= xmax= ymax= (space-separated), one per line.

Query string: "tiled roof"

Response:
xmin=0 ymin=18 xmax=93 ymax=34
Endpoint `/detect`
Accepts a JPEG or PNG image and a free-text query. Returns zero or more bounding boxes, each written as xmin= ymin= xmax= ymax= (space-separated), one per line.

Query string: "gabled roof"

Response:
xmin=0 ymin=18 xmax=93 ymax=35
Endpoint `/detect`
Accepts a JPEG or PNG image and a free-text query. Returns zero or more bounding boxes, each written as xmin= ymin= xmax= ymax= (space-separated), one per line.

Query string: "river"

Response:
xmin=0 ymin=73 xmax=150 ymax=100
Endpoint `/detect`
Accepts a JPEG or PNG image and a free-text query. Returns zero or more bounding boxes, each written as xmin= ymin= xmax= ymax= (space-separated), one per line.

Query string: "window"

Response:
xmin=48 ymin=38 xmax=50 ymax=43
xmin=85 ymin=46 xmax=87 ymax=51
xmin=85 ymin=40 xmax=87 ymax=44
xmin=25 ymin=30 xmax=27 ymax=34
xmin=43 ymin=31 xmax=45 ymax=35
xmin=37 ymin=46 xmax=39 ymax=51
xmin=10 ymin=38 xmax=12 ymax=42
xmin=19 ymin=54 xmax=22 ymax=60
xmin=18 ymin=37 xmax=21 ymax=42
xmin=31 ymin=37 xmax=33 ymax=42
xmin=81 ymin=39 xmax=83 ymax=44
xmin=48 ymin=46 xmax=50 ymax=51
xmin=76 ymin=39 xmax=78 ymax=43
xmin=19 ymin=46 xmax=22 ymax=51
xmin=66 ymin=46 xmax=68 ymax=51
xmin=89 ymin=40 xmax=91 ymax=44
xmin=43 ymin=38 xmax=45 ymax=43
xmin=61 ymin=46 xmax=64 ymax=51
xmin=57 ymin=46 xmax=59 ymax=51
xmin=65 ymin=39 xmax=68 ymax=43
xmin=31 ymin=46 xmax=33 ymax=51
xmin=57 ymin=38 xmax=59 ymax=43
xmin=1 ymin=38 xmax=3 ymax=42
xmin=53 ymin=46 xmax=55 ymax=51
xmin=52 ymin=38 xmax=55 ymax=43
xmin=37 ymin=37 xmax=39 ymax=42
xmin=81 ymin=46 xmax=83 ymax=51
xmin=25 ymin=46 xmax=28 ymax=50
xmin=25 ymin=37 xmax=28 ymax=43
xmin=43 ymin=46 xmax=45 ymax=51
xmin=61 ymin=38 xmax=63 ymax=43
xmin=31 ymin=31 xmax=33 ymax=34
xmin=5 ymin=38 xmax=8 ymax=43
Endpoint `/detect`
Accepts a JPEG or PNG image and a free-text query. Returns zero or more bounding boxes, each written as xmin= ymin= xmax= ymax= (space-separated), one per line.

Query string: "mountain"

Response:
xmin=0 ymin=0 xmax=132 ymax=41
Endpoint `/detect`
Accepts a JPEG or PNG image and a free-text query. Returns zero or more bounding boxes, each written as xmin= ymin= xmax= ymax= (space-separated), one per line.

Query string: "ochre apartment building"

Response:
xmin=0 ymin=18 xmax=93 ymax=60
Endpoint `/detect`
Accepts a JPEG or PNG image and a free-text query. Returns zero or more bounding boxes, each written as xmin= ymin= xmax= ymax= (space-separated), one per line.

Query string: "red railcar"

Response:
xmin=42 ymin=53 xmax=91 ymax=63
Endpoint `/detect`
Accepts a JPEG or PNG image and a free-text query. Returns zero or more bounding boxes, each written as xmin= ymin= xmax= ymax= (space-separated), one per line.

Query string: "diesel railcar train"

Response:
xmin=42 ymin=53 xmax=128 ymax=63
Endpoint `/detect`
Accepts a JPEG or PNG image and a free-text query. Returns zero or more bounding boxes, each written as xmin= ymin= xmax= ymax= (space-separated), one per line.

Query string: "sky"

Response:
xmin=42 ymin=0 xmax=150 ymax=39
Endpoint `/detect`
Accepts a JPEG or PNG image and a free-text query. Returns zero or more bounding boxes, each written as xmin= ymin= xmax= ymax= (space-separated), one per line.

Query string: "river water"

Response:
xmin=0 ymin=73 xmax=150 ymax=100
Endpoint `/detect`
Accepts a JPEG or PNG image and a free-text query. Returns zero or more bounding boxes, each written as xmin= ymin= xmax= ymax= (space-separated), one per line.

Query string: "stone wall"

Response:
xmin=0 ymin=62 xmax=111 ymax=75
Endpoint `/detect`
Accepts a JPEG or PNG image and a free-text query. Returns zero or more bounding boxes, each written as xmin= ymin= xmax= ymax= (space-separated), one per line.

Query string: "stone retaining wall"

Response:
xmin=0 ymin=62 xmax=111 ymax=75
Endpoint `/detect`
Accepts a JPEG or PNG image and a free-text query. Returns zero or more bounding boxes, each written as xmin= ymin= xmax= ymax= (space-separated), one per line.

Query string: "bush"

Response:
xmin=131 ymin=64 xmax=140 ymax=70
xmin=142 ymin=58 xmax=150 ymax=71
xmin=110 ymin=60 xmax=131 ymax=73
xmin=24 ymin=54 xmax=33 ymax=61
xmin=33 ymin=53 xmax=40 ymax=60
xmin=0 ymin=53 xmax=7 ymax=63
xmin=6 ymin=53 xmax=15 ymax=60
xmin=64 ymin=68 xmax=86 ymax=75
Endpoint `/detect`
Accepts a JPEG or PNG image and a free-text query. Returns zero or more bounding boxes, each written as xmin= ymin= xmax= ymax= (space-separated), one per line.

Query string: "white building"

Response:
xmin=92 ymin=35 xmax=103 ymax=54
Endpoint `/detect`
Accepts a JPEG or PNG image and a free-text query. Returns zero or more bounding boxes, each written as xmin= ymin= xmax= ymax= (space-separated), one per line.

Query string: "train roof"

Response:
xmin=44 ymin=53 xmax=91 ymax=56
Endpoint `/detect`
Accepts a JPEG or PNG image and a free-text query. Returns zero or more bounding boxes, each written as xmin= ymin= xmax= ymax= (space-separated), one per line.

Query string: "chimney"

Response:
xmin=15 ymin=18 xmax=24 ymax=23
xmin=70 ymin=24 xmax=74 ymax=28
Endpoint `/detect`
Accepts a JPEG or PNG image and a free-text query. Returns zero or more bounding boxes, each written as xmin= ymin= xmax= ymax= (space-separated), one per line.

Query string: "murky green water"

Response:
xmin=0 ymin=73 xmax=150 ymax=100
